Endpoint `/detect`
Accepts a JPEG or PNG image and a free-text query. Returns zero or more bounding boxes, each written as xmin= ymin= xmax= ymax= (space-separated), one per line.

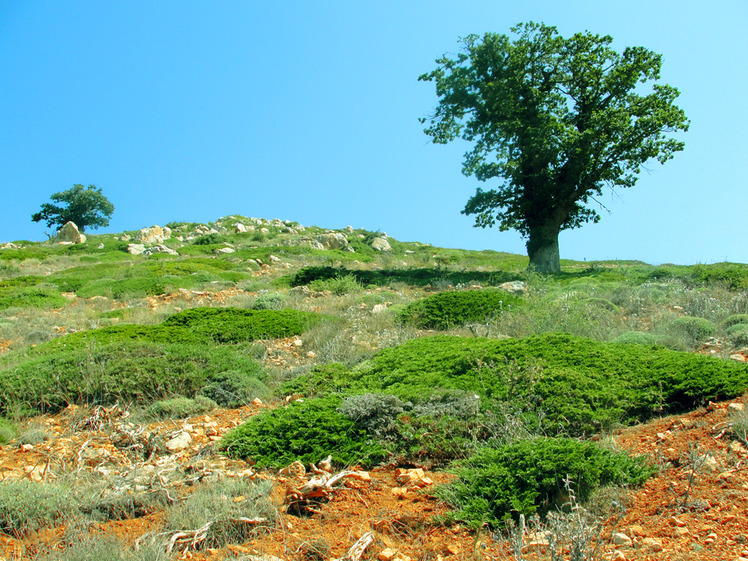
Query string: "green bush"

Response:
xmin=440 ymin=438 xmax=654 ymax=527
xmin=0 ymin=418 xmax=16 ymax=445
xmin=200 ymin=370 xmax=270 ymax=407
xmin=612 ymin=331 xmax=662 ymax=346
xmin=192 ymin=233 xmax=228 ymax=245
xmin=0 ymin=287 xmax=67 ymax=311
xmin=283 ymin=334 xmax=748 ymax=435
xmin=665 ymin=316 xmax=718 ymax=349
xmin=0 ymin=480 xmax=76 ymax=537
xmin=161 ymin=307 xmax=324 ymax=343
xmin=143 ymin=396 xmax=217 ymax=420
xmin=338 ymin=394 xmax=405 ymax=440
xmin=725 ymin=314 xmax=748 ymax=328
xmin=397 ymin=289 xmax=521 ymax=330
xmin=252 ymin=293 xmax=287 ymax=310
xmin=0 ymin=341 xmax=265 ymax=416
xmin=727 ymin=323 xmax=748 ymax=347
xmin=220 ymin=397 xmax=386 ymax=468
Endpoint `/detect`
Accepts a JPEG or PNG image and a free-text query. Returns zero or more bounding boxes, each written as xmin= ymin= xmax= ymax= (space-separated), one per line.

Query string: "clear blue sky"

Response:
xmin=1 ymin=1 xmax=746 ymax=265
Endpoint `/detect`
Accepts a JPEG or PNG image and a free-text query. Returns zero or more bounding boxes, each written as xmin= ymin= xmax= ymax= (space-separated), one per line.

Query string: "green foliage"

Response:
xmin=291 ymin=265 xmax=518 ymax=289
xmin=725 ymin=314 xmax=748 ymax=328
xmin=420 ymin=23 xmax=688 ymax=271
xmin=397 ymin=289 xmax=521 ymax=329
xmin=727 ymin=324 xmax=748 ymax=347
xmin=0 ymin=480 xmax=75 ymax=536
xmin=338 ymin=394 xmax=406 ymax=440
xmin=31 ymin=184 xmax=114 ymax=232
xmin=220 ymin=397 xmax=386 ymax=468
xmin=440 ymin=438 xmax=655 ymax=527
xmin=143 ymin=396 xmax=217 ymax=420
xmin=0 ymin=286 xmax=67 ymax=311
xmin=252 ymin=293 xmax=287 ymax=310
xmin=284 ymin=334 xmax=748 ymax=435
xmin=164 ymin=478 xmax=275 ymax=548
xmin=0 ymin=341 xmax=264 ymax=416
xmin=160 ymin=307 xmax=324 ymax=343
xmin=192 ymin=233 xmax=229 ymax=245
xmin=612 ymin=331 xmax=663 ymax=346
xmin=200 ymin=370 xmax=270 ymax=407
xmin=309 ymin=274 xmax=363 ymax=295
xmin=665 ymin=316 xmax=718 ymax=349
xmin=0 ymin=418 xmax=16 ymax=445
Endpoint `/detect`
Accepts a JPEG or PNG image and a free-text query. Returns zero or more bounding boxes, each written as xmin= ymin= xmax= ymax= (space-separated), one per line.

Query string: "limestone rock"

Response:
xmin=143 ymin=244 xmax=178 ymax=256
xmin=641 ymin=537 xmax=663 ymax=552
xmin=216 ymin=247 xmax=235 ymax=254
xmin=612 ymin=532 xmax=632 ymax=546
xmin=315 ymin=232 xmax=349 ymax=250
xmin=134 ymin=225 xmax=171 ymax=244
xmin=165 ymin=431 xmax=192 ymax=452
xmin=498 ymin=280 xmax=528 ymax=295
xmin=0 ymin=242 xmax=18 ymax=250
xmin=729 ymin=402 xmax=745 ymax=412
xmin=127 ymin=243 xmax=146 ymax=255
xmin=55 ymin=221 xmax=86 ymax=244
xmin=371 ymin=237 xmax=392 ymax=252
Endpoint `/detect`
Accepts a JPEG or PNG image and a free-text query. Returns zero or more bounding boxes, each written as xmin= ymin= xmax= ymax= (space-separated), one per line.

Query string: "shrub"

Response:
xmin=200 ymin=370 xmax=270 ymax=407
xmin=397 ymin=289 xmax=521 ymax=330
xmin=338 ymin=394 xmax=406 ymax=440
xmin=309 ymin=274 xmax=363 ymax=295
xmin=0 ymin=480 xmax=76 ymax=537
xmin=192 ymin=233 xmax=228 ymax=245
xmin=161 ymin=307 xmax=324 ymax=343
xmin=164 ymin=478 xmax=275 ymax=548
xmin=727 ymin=323 xmax=748 ymax=347
xmin=612 ymin=331 xmax=662 ymax=346
xmin=0 ymin=418 xmax=16 ymax=445
xmin=0 ymin=287 xmax=67 ymax=310
xmin=220 ymin=397 xmax=386 ymax=468
xmin=283 ymin=334 xmax=748 ymax=435
xmin=0 ymin=341 xmax=265 ymax=416
xmin=725 ymin=314 xmax=748 ymax=328
xmin=251 ymin=293 xmax=287 ymax=310
xmin=143 ymin=396 xmax=217 ymax=420
xmin=439 ymin=438 xmax=654 ymax=527
xmin=665 ymin=316 xmax=718 ymax=349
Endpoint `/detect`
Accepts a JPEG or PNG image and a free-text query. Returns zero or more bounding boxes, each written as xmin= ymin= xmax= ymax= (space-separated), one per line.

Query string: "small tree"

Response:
xmin=420 ymin=22 xmax=689 ymax=272
xmin=31 ymin=184 xmax=114 ymax=233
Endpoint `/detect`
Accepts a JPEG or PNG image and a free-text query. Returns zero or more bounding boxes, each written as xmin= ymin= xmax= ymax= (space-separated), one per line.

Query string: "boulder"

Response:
xmin=315 ymin=232 xmax=349 ymax=250
xmin=55 ymin=222 xmax=86 ymax=244
xmin=143 ymin=244 xmax=178 ymax=256
xmin=498 ymin=280 xmax=528 ymax=295
xmin=371 ymin=237 xmax=392 ymax=252
xmin=127 ymin=243 xmax=146 ymax=255
xmin=134 ymin=225 xmax=171 ymax=244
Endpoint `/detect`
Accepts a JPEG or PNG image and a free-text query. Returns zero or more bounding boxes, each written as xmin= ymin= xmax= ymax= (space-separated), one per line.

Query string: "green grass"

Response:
xmin=397 ymin=288 xmax=522 ymax=329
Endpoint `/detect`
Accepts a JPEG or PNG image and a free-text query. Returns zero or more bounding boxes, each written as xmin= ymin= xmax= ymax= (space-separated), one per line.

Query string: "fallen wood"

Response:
xmin=333 ymin=531 xmax=374 ymax=561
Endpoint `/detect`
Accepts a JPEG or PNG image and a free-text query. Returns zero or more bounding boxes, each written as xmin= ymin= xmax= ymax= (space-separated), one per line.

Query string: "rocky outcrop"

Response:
xmin=54 ymin=221 xmax=86 ymax=244
xmin=371 ymin=236 xmax=391 ymax=252
xmin=315 ymin=233 xmax=349 ymax=250
xmin=134 ymin=225 xmax=172 ymax=244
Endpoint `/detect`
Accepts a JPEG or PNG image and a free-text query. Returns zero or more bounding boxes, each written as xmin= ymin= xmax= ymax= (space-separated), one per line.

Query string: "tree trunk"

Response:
xmin=526 ymin=224 xmax=561 ymax=273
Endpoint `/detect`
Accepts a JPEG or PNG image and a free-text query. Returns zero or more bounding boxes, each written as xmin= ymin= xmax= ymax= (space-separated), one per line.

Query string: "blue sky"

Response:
xmin=1 ymin=1 xmax=746 ymax=265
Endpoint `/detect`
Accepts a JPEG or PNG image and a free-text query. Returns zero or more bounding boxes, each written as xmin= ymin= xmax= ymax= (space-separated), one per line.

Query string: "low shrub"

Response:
xmin=164 ymin=478 xmax=275 ymax=549
xmin=725 ymin=314 xmax=748 ymax=328
xmin=0 ymin=341 xmax=265 ymax=416
xmin=0 ymin=418 xmax=16 ymax=445
xmin=0 ymin=480 xmax=76 ymax=537
xmin=283 ymin=334 xmax=748 ymax=435
xmin=665 ymin=316 xmax=719 ymax=349
xmin=338 ymin=394 xmax=406 ymax=440
xmin=612 ymin=331 xmax=662 ymax=346
xmin=200 ymin=370 xmax=270 ymax=407
xmin=220 ymin=397 xmax=386 ymax=468
xmin=309 ymin=274 xmax=363 ymax=295
xmin=0 ymin=287 xmax=67 ymax=310
xmin=251 ymin=293 xmax=287 ymax=310
xmin=727 ymin=323 xmax=748 ymax=347
xmin=143 ymin=396 xmax=217 ymax=420
xmin=161 ymin=307 xmax=324 ymax=343
xmin=397 ymin=289 xmax=521 ymax=330
xmin=439 ymin=438 xmax=654 ymax=527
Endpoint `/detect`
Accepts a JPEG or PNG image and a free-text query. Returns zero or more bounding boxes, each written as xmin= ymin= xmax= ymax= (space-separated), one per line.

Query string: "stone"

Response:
xmin=134 ymin=225 xmax=171 ymax=244
xmin=269 ymin=255 xmax=281 ymax=263
xmin=280 ymin=461 xmax=306 ymax=478
xmin=216 ymin=247 xmax=235 ymax=254
xmin=378 ymin=548 xmax=397 ymax=561
xmin=731 ymin=354 xmax=747 ymax=362
xmin=127 ymin=243 xmax=146 ymax=255
xmin=703 ymin=454 xmax=720 ymax=472
xmin=315 ymin=232 xmax=349 ymax=250
xmin=612 ymin=532 xmax=632 ymax=546
xmin=611 ymin=551 xmax=626 ymax=561
xmin=143 ymin=244 xmax=178 ymax=256
xmin=344 ymin=225 xmax=354 ymax=233
xmin=371 ymin=304 xmax=387 ymax=314
xmin=729 ymin=402 xmax=745 ymax=412
xmin=165 ymin=431 xmax=192 ymax=452
xmin=371 ymin=237 xmax=392 ymax=252
xmin=641 ymin=537 xmax=663 ymax=552
xmin=498 ymin=280 xmax=528 ymax=294
xmin=54 ymin=221 xmax=86 ymax=244
xmin=235 ymin=223 xmax=248 ymax=233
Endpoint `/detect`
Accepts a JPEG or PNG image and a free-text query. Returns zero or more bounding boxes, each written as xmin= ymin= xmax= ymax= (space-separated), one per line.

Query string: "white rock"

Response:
xmin=612 ymin=532 xmax=632 ymax=546
xmin=55 ymin=221 xmax=86 ymax=244
xmin=165 ymin=431 xmax=192 ymax=452
xmin=371 ymin=237 xmax=392 ymax=252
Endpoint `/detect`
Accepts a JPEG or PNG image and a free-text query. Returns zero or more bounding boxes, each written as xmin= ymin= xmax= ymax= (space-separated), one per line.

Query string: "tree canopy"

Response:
xmin=31 ymin=184 xmax=114 ymax=233
xmin=419 ymin=22 xmax=689 ymax=272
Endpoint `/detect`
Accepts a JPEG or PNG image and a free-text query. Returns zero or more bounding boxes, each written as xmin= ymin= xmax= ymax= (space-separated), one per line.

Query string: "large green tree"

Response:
xmin=31 ymin=184 xmax=114 ymax=233
xmin=420 ymin=22 xmax=689 ymax=272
